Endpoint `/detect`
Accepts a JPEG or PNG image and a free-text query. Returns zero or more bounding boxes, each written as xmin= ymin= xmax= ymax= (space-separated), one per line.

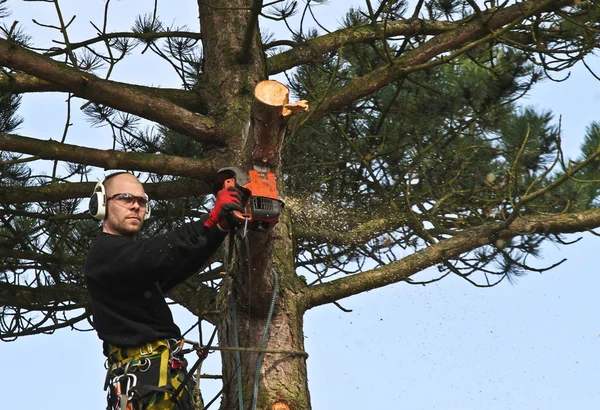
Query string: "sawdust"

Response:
xmin=282 ymin=193 xmax=364 ymax=234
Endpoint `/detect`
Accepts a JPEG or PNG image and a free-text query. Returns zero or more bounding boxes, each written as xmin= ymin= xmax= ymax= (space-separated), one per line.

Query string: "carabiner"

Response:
xmin=113 ymin=373 xmax=138 ymax=401
xmin=169 ymin=338 xmax=183 ymax=355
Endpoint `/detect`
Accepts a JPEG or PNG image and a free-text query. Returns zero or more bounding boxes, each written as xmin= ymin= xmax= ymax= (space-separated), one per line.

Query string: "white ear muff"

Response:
xmin=144 ymin=194 xmax=151 ymax=220
xmin=89 ymin=179 xmax=107 ymax=220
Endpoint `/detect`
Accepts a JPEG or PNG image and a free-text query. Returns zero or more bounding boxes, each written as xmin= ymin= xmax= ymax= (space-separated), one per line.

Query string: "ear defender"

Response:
xmin=89 ymin=179 xmax=108 ymax=220
xmin=143 ymin=194 xmax=151 ymax=220
xmin=88 ymin=172 xmax=151 ymax=221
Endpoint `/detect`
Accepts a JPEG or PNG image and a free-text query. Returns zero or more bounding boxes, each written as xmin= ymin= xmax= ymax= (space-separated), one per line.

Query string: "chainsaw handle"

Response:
xmin=223 ymin=178 xmax=250 ymax=223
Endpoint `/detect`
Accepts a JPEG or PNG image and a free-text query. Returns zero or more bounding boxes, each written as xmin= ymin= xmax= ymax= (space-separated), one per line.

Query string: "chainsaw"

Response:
xmin=213 ymin=166 xmax=284 ymax=233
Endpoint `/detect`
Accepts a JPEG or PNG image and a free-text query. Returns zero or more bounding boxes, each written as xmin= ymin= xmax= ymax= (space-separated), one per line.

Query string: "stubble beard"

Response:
xmin=117 ymin=224 xmax=142 ymax=238
xmin=105 ymin=217 xmax=143 ymax=238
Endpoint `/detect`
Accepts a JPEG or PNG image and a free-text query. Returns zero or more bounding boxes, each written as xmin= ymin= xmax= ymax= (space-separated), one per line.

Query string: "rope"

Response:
xmin=206 ymin=346 xmax=307 ymax=357
xmin=245 ymin=233 xmax=252 ymax=343
xmin=225 ymin=221 xmax=284 ymax=409
xmin=231 ymin=286 xmax=244 ymax=410
xmin=251 ymin=268 xmax=279 ymax=410
xmin=169 ymin=327 xmax=217 ymax=404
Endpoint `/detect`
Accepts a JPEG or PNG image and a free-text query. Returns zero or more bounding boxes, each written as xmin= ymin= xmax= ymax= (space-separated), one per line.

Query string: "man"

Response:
xmin=84 ymin=172 xmax=242 ymax=410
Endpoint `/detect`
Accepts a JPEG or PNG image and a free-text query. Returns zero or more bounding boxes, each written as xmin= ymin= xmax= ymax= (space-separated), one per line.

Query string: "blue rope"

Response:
xmin=251 ymin=268 xmax=279 ymax=410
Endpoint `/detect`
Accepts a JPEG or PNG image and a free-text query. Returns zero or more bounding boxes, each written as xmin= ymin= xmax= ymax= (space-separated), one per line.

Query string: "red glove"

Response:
xmin=204 ymin=186 xmax=244 ymax=231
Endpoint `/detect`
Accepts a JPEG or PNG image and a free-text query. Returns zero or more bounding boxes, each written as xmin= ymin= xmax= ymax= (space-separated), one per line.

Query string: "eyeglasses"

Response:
xmin=108 ymin=193 xmax=149 ymax=208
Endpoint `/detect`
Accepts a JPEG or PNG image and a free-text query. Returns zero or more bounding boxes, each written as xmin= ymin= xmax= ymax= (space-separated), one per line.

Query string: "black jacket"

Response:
xmin=84 ymin=221 xmax=226 ymax=350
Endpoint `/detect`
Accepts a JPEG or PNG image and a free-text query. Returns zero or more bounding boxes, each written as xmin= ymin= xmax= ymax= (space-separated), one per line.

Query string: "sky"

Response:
xmin=2 ymin=1 xmax=600 ymax=409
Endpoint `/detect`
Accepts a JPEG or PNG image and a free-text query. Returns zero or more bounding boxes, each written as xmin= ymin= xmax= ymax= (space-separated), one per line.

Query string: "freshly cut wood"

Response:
xmin=283 ymin=100 xmax=309 ymax=117
xmin=255 ymin=80 xmax=289 ymax=106
xmin=254 ymin=80 xmax=309 ymax=116
xmin=250 ymin=80 xmax=309 ymax=164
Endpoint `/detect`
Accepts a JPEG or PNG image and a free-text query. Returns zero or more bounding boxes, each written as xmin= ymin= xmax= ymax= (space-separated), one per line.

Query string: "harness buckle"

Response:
xmin=139 ymin=343 xmax=153 ymax=356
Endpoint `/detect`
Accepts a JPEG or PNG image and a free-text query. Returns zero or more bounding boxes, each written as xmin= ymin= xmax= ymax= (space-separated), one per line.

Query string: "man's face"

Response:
xmin=102 ymin=174 xmax=147 ymax=238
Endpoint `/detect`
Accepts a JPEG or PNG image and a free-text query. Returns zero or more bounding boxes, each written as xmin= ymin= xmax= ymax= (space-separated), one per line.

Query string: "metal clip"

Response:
xmin=242 ymin=216 xmax=249 ymax=238
xmin=113 ymin=373 xmax=138 ymax=401
xmin=169 ymin=338 xmax=183 ymax=355
xmin=137 ymin=358 xmax=151 ymax=373
xmin=139 ymin=343 xmax=153 ymax=356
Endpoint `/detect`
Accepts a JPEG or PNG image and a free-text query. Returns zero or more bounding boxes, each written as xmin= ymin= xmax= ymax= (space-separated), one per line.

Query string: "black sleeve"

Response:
xmin=86 ymin=221 xmax=227 ymax=289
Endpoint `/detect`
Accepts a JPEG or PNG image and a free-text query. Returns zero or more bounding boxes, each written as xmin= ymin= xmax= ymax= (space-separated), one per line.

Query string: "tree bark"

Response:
xmin=0 ymin=73 xmax=207 ymax=112
xmin=217 ymin=268 xmax=311 ymax=410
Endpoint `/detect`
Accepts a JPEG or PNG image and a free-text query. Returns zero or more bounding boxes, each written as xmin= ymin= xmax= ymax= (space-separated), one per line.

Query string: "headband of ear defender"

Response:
xmin=88 ymin=172 xmax=151 ymax=221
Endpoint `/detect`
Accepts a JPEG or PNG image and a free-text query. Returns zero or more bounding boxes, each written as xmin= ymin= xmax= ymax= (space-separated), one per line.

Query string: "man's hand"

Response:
xmin=204 ymin=186 xmax=245 ymax=231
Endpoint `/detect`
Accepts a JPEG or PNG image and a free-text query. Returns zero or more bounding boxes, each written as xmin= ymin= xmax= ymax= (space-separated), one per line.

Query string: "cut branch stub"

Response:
xmin=251 ymin=80 xmax=308 ymax=165
xmin=255 ymin=80 xmax=290 ymax=106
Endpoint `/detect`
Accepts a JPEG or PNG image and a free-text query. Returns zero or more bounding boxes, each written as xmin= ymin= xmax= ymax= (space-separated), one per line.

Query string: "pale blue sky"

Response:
xmin=2 ymin=1 xmax=599 ymax=409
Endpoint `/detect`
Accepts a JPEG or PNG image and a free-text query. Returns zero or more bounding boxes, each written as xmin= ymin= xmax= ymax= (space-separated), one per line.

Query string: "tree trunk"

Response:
xmin=213 ymin=125 xmax=312 ymax=409
xmin=197 ymin=2 xmax=311 ymax=408
xmin=217 ymin=252 xmax=311 ymax=409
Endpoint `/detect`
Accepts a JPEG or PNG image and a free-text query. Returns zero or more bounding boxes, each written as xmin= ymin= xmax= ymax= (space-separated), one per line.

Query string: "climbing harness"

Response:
xmin=103 ymin=335 xmax=216 ymax=410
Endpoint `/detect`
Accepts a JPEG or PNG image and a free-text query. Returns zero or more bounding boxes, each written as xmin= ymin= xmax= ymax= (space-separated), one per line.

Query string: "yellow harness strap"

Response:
xmin=107 ymin=340 xmax=170 ymax=390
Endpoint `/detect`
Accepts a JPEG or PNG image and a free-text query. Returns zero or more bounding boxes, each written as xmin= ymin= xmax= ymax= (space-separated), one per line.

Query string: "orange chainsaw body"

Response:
xmin=217 ymin=167 xmax=284 ymax=233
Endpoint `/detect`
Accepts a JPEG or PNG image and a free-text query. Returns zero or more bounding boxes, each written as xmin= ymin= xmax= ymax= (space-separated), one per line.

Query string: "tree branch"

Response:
xmin=0 ymin=39 xmax=218 ymax=142
xmin=0 ymin=266 xmax=218 ymax=327
xmin=167 ymin=278 xmax=218 ymax=323
xmin=267 ymin=18 xmax=457 ymax=74
xmin=0 ymin=308 xmax=91 ymax=339
xmin=0 ymin=133 xmax=226 ymax=181
xmin=0 ymin=281 xmax=89 ymax=309
xmin=290 ymin=0 xmax=579 ymax=126
xmin=238 ymin=0 xmax=263 ymax=64
xmin=0 ymin=248 xmax=84 ymax=265
xmin=45 ymin=30 xmax=202 ymax=57
xmin=303 ymin=207 xmax=600 ymax=310
xmin=0 ymin=179 xmax=213 ymax=204
xmin=0 ymin=72 xmax=208 ymax=112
